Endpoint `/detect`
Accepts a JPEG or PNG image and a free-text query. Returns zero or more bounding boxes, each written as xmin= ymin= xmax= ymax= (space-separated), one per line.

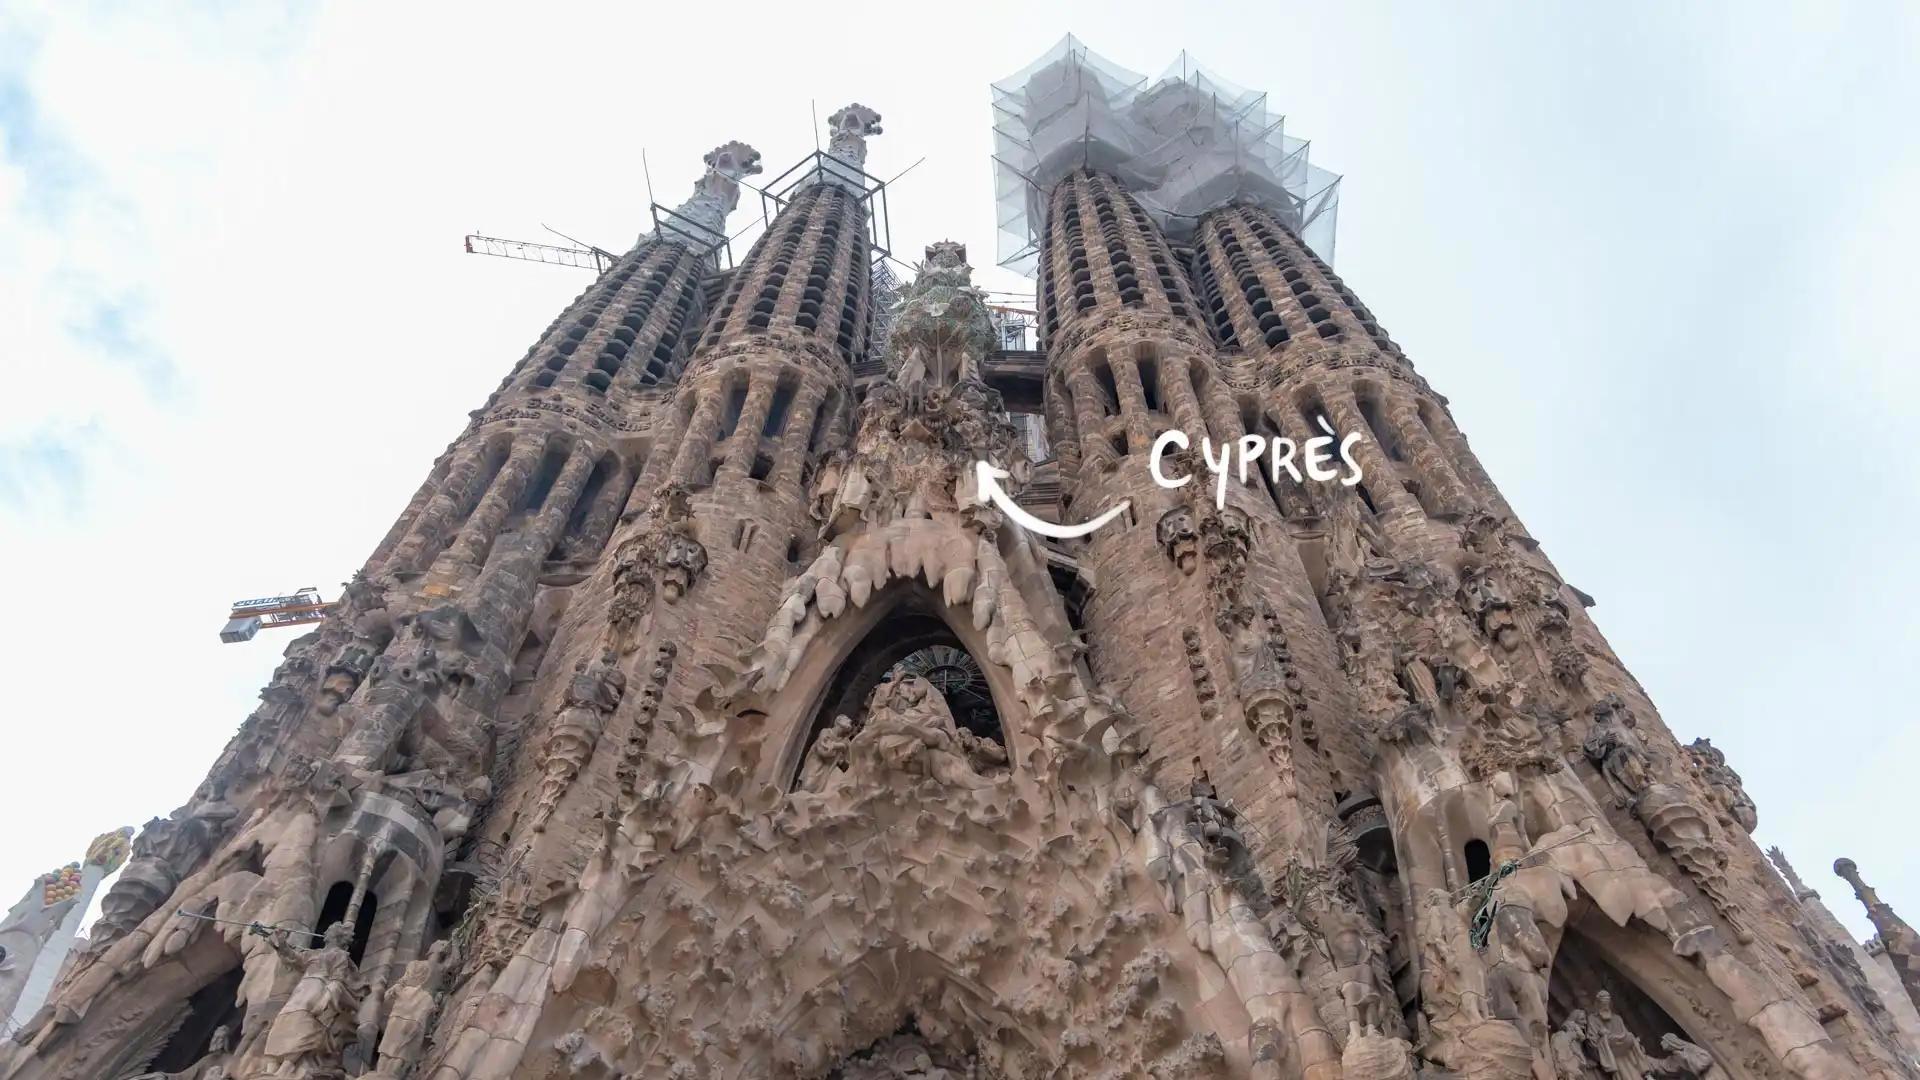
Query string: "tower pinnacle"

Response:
xmin=1835 ymin=857 xmax=1920 ymax=1010
xmin=649 ymin=139 xmax=762 ymax=247
xmin=815 ymin=102 xmax=881 ymax=191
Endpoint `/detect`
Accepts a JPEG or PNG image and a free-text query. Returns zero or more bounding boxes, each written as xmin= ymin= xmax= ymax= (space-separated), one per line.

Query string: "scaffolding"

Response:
xmin=991 ymin=36 xmax=1342 ymax=276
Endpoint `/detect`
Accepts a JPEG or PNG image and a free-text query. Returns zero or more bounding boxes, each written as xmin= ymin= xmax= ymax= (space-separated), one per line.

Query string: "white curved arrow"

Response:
xmin=974 ymin=460 xmax=1130 ymax=540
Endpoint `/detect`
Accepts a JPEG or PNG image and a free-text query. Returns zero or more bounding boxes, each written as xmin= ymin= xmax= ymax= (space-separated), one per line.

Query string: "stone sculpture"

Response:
xmin=529 ymin=646 xmax=627 ymax=831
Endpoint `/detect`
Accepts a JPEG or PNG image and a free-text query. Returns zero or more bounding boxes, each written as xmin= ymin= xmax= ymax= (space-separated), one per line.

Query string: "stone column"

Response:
xmin=1065 ymin=366 xmax=1116 ymax=470
xmin=1418 ymin=402 xmax=1514 ymax=517
xmin=669 ymin=385 xmax=728 ymax=485
xmin=1323 ymin=386 xmax=1419 ymax=517
xmin=569 ymin=457 xmax=630 ymax=560
xmin=529 ymin=450 xmax=600 ymax=554
xmin=1160 ymin=354 xmax=1212 ymax=445
xmin=1108 ymin=353 xmax=1154 ymax=454
xmin=721 ymin=375 xmax=778 ymax=476
xmin=392 ymin=445 xmax=494 ymax=571
xmin=1385 ymin=392 xmax=1473 ymax=518
xmin=1045 ymin=377 xmax=1082 ymax=477
xmin=771 ymin=384 xmax=828 ymax=490
xmin=442 ymin=439 xmax=546 ymax=571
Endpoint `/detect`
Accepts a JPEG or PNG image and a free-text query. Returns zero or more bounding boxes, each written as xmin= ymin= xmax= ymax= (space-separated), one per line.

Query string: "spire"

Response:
xmin=1835 ymin=857 xmax=1920 ymax=1010
xmin=814 ymin=102 xmax=882 ymax=192
xmin=649 ymin=140 xmax=763 ymax=248
xmin=1767 ymin=845 xmax=1816 ymax=899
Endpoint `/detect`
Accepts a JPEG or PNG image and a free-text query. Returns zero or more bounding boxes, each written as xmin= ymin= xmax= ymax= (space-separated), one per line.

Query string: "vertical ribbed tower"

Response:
xmin=4 ymin=44 xmax=1913 ymax=1080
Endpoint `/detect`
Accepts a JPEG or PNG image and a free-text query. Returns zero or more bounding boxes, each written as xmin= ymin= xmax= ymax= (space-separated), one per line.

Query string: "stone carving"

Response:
xmin=368 ymin=941 xmax=449 ymax=1079
xmin=842 ymin=674 xmax=1000 ymax=791
xmin=834 ymin=1034 xmax=976 ymax=1079
xmin=614 ymin=642 xmax=675 ymax=806
xmin=530 ymin=646 xmax=627 ymax=832
xmin=1156 ymin=505 xmax=1199 ymax=574
xmin=888 ymin=240 xmax=997 ymax=404
xmin=1684 ymin=738 xmax=1756 ymax=834
xmin=1581 ymin=695 xmax=1655 ymax=809
xmin=826 ymin=102 xmax=883 ymax=169
xmin=88 ymin=786 xmax=237 ymax=949
xmin=260 ymin=922 xmax=364 ymax=1077
xmin=797 ymin=714 xmax=859 ymax=792
xmin=610 ymin=484 xmax=707 ymax=650
xmin=1547 ymin=991 xmax=1721 ymax=1080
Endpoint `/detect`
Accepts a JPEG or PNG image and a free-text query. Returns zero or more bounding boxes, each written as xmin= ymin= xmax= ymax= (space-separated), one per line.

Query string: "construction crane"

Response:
xmin=464 ymin=232 xmax=614 ymax=274
xmin=219 ymin=587 xmax=337 ymax=644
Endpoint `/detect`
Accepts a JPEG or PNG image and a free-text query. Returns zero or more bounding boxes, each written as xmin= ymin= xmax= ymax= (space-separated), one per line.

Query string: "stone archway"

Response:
xmin=755 ymin=578 xmax=1030 ymax=794
xmin=1545 ymin=907 xmax=1778 ymax=1080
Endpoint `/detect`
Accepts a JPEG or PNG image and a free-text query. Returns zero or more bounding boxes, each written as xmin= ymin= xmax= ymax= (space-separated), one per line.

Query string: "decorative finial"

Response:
xmin=813 ymin=103 xmax=882 ymax=192
xmin=652 ymin=140 xmax=763 ymax=247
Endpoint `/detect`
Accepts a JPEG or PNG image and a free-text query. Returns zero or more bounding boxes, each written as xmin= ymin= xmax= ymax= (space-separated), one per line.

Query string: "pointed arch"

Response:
xmin=757 ymin=579 xmax=1024 ymax=792
xmin=1546 ymin=903 xmax=1777 ymax=1080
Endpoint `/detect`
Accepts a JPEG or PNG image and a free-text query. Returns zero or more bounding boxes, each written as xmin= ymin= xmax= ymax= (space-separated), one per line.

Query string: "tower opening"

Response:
xmin=315 ymin=881 xmax=379 ymax=965
xmin=1463 ymin=838 xmax=1492 ymax=883
xmin=519 ymin=444 xmax=569 ymax=513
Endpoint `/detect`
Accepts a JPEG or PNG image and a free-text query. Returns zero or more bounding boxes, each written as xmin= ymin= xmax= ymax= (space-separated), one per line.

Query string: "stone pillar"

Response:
xmin=771 ymin=383 xmax=828 ymax=490
xmin=669 ymin=385 xmax=728 ymax=485
xmin=1385 ymin=393 xmax=1473 ymax=517
xmin=1322 ymin=387 xmax=1418 ymax=518
xmin=530 ymin=449 xmax=600 ymax=553
xmin=442 ymin=439 xmax=546 ymax=571
xmin=391 ymin=445 xmax=494 ymax=571
xmin=1065 ymin=367 xmax=1116 ymax=471
xmin=1418 ymin=401 xmax=1515 ymax=517
xmin=1108 ymin=353 xmax=1154 ymax=454
xmin=721 ymin=375 xmax=778 ymax=476
xmin=569 ymin=457 xmax=630 ymax=559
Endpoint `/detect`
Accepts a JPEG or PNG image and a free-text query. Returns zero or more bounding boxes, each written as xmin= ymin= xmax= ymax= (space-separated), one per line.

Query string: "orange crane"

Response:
xmin=219 ymin=587 xmax=337 ymax=643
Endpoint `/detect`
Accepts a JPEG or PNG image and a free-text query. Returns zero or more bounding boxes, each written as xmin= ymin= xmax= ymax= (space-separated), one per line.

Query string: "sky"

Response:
xmin=0 ymin=1 xmax=1915 ymax=950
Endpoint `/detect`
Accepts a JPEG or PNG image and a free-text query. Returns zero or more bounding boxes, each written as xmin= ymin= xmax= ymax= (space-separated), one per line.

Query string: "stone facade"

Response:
xmin=2 ymin=81 xmax=1914 ymax=1080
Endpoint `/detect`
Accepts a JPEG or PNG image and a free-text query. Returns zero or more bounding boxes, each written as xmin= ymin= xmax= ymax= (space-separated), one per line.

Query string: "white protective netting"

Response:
xmin=992 ymin=36 xmax=1341 ymax=276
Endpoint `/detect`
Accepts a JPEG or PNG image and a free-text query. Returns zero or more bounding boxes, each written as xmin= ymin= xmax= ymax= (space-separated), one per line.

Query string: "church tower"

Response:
xmin=3 ymin=40 xmax=1914 ymax=1080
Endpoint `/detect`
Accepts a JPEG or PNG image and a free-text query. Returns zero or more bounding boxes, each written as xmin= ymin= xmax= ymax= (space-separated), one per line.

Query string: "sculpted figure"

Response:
xmin=1582 ymin=696 xmax=1655 ymax=807
xmin=530 ymin=647 xmax=626 ymax=831
xmin=956 ymin=726 xmax=1009 ymax=776
xmin=1584 ymin=991 xmax=1650 ymax=1080
xmin=1185 ymin=770 xmax=1246 ymax=869
xmin=432 ymin=776 xmax=492 ymax=862
xmin=260 ymin=922 xmax=363 ymax=1077
xmin=1327 ymin=917 xmax=1390 ymax=1041
xmin=1460 ymin=562 xmax=1519 ymax=651
xmin=1684 ymin=738 xmax=1757 ymax=833
xmin=1483 ymin=900 xmax=1551 ymax=1045
xmin=373 ymin=940 xmax=449 ymax=1078
xmin=1158 ymin=506 xmax=1200 ymax=575
xmin=1486 ymin=771 xmax=1530 ymax=861
xmin=91 ymin=786 xmax=238 ymax=948
xmin=1649 ymin=1033 xmax=1716 ymax=1079
xmin=1552 ymin=1010 xmax=1593 ymax=1078
xmin=847 ymin=675 xmax=996 ymax=790
xmin=798 ymin=715 xmax=858 ymax=792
